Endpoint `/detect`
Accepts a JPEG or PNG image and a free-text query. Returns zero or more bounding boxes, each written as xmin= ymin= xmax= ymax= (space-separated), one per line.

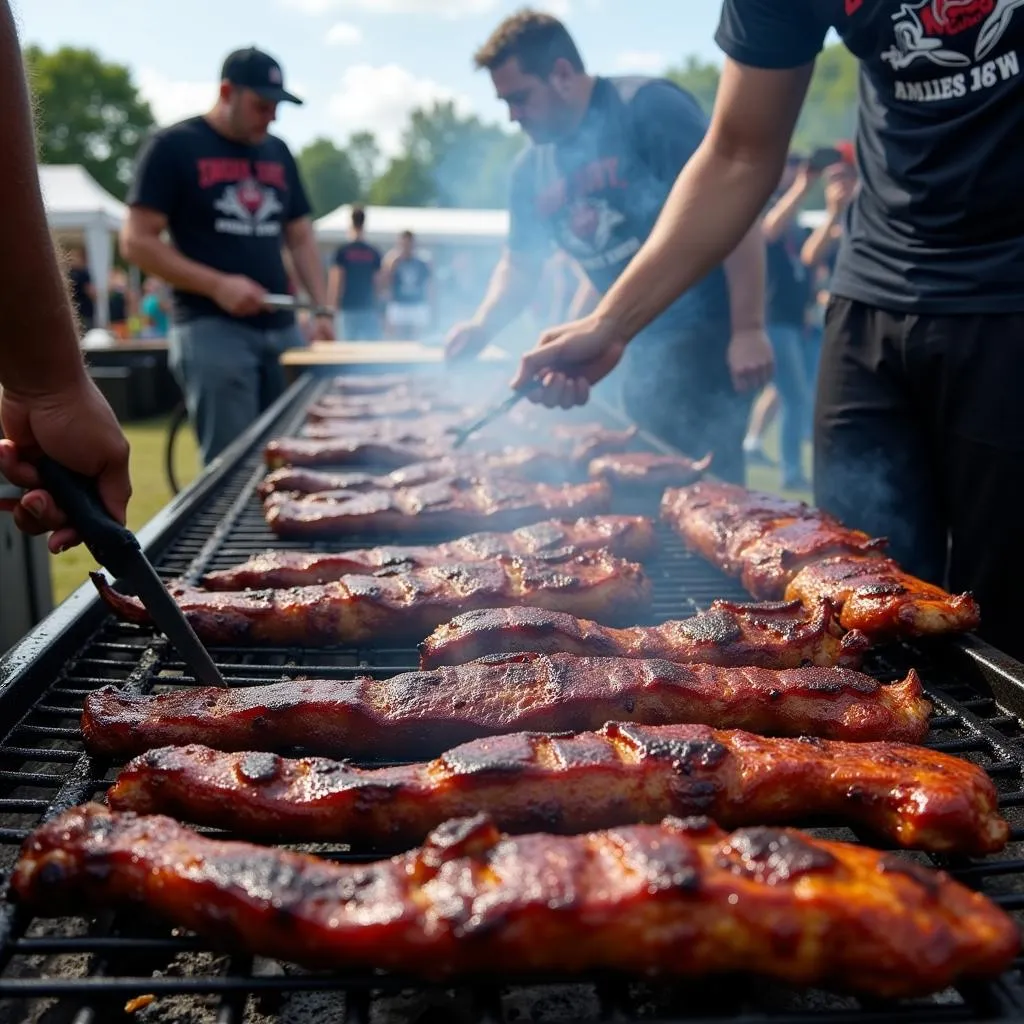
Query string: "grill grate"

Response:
xmin=1 ymin=374 xmax=1024 ymax=1023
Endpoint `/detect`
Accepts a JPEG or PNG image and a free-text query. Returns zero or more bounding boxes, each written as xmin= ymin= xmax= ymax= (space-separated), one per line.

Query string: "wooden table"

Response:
xmin=279 ymin=341 xmax=510 ymax=382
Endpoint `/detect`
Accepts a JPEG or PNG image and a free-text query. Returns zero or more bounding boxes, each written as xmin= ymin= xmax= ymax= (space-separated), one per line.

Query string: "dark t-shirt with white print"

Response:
xmin=508 ymin=76 xmax=731 ymax=341
xmin=127 ymin=116 xmax=311 ymax=328
xmin=717 ymin=0 xmax=1024 ymax=314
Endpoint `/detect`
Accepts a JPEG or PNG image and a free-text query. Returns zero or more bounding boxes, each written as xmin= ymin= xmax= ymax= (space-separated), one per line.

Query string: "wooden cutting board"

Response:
xmin=280 ymin=341 xmax=510 ymax=367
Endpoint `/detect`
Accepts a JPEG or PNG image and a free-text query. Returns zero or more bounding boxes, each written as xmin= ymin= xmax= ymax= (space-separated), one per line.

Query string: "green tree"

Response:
xmin=665 ymin=55 xmax=721 ymax=114
xmin=368 ymin=154 xmax=437 ymax=206
xmin=24 ymin=45 xmax=155 ymax=199
xmin=296 ymin=137 xmax=361 ymax=218
xmin=347 ymin=130 xmax=381 ymax=196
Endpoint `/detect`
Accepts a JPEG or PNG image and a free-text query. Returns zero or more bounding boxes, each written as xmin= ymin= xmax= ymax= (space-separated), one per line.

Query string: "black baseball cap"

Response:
xmin=221 ymin=47 xmax=303 ymax=105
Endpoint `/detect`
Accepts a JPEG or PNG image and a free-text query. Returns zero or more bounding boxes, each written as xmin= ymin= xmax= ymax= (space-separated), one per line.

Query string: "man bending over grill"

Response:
xmin=0 ymin=0 xmax=131 ymax=553
xmin=445 ymin=10 xmax=772 ymax=485
xmin=511 ymin=0 xmax=1024 ymax=660
xmin=120 ymin=47 xmax=334 ymax=467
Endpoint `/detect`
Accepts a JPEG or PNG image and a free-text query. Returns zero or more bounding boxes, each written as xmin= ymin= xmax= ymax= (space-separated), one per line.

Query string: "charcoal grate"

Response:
xmin=0 ymin=373 xmax=1023 ymax=1023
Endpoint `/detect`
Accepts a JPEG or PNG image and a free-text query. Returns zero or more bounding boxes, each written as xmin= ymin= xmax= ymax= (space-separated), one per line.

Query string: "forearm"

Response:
xmin=595 ymin=143 xmax=784 ymax=341
xmin=0 ymin=4 xmax=85 ymax=396
xmin=801 ymin=216 xmax=840 ymax=267
xmin=471 ymin=251 xmax=538 ymax=337
xmin=326 ymin=268 xmax=342 ymax=310
xmin=724 ymin=223 xmax=767 ymax=332
xmin=762 ymin=182 xmax=809 ymax=243
xmin=288 ymin=236 xmax=328 ymax=307
xmin=121 ymin=233 xmax=223 ymax=300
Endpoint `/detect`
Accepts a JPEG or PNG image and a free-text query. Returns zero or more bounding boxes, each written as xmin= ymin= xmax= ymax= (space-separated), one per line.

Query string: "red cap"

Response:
xmin=835 ymin=140 xmax=855 ymax=165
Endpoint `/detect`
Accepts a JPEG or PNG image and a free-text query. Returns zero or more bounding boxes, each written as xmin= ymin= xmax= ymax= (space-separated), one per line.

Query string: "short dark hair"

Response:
xmin=351 ymin=205 xmax=366 ymax=229
xmin=474 ymin=9 xmax=584 ymax=77
xmin=400 ymin=230 xmax=414 ymax=241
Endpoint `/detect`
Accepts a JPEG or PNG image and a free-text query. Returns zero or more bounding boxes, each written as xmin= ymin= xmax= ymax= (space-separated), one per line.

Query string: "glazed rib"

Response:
xmin=265 ymin=425 xmax=636 ymax=470
xmin=14 ymin=806 xmax=1017 ymax=996
xmin=263 ymin=478 xmax=612 ymax=538
xmin=201 ymin=516 xmax=657 ymax=590
xmin=81 ymin=654 xmax=932 ymax=760
xmin=661 ymin=482 xmax=980 ymax=636
xmin=257 ymin=448 xmax=574 ymax=498
xmin=92 ymin=551 xmax=652 ymax=647
xmin=419 ymin=600 xmax=869 ymax=670
xmin=109 ymin=724 xmax=1008 ymax=854
xmin=787 ymin=556 xmax=982 ymax=638
xmin=589 ymin=451 xmax=712 ymax=489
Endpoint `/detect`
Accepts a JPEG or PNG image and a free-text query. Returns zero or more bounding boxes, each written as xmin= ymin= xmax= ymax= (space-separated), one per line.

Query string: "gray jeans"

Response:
xmin=338 ymin=308 xmax=381 ymax=341
xmin=169 ymin=316 xmax=303 ymax=466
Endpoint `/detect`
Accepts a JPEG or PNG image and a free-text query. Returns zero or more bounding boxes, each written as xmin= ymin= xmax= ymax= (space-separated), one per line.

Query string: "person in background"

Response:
xmin=0 ymin=0 xmax=131 ymax=551
xmin=383 ymin=230 xmax=433 ymax=340
xmin=107 ymin=267 xmax=130 ymax=336
xmin=742 ymin=152 xmax=816 ymax=489
xmin=801 ymin=161 xmax=857 ymax=397
xmin=66 ymin=247 xmax=95 ymax=333
xmin=510 ymin=0 xmax=1024 ymax=660
xmin=327 ymin=206 xmax=382 ymax=341
xmin=120 ymin=46 xmax=333 ymax=466
xmin=445 ymin=9 xmax=771 ymax=482
xmin=140 ymin=276 xmax=171 ymax=337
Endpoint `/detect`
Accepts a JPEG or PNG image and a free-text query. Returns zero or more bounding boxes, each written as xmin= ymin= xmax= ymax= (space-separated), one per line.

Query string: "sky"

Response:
xmin=11 ymin=0 xmax=726 ymax=156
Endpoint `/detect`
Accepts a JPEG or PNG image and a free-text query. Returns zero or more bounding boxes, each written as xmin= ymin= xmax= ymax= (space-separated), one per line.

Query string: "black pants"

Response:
xmin=620 ymin=326 xmax=751 ymax=485
xmin=815 ymin=297 xmax=1024 ymax=660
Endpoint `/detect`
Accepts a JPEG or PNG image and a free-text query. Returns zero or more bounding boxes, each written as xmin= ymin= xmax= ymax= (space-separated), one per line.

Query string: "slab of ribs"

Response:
xmin=81 ymin=654 xmax=932 ymax=761
xmin=92 ymin=550 xmax=652 ymax=646
xmin=263 ymin=478 xmax=613 ymax=538
xmin=108 ymin=722 xmax=1008 ymax=854
xmin=201 ymin=516 xmax=657 ymax=590
xmin=662 ymin=482 xmax=981 ymax=638
xmin=418 ymin=600 xmax=869 ymax=670
xmin=588 ymin=451 xmax=712 ymax=489
xmin=13 ymin=806 xmax=1017 ymax=996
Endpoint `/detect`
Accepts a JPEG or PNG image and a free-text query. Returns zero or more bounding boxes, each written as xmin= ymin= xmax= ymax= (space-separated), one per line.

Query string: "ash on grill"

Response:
xmin=0 ymin=372 xmax=1022 ymax=1024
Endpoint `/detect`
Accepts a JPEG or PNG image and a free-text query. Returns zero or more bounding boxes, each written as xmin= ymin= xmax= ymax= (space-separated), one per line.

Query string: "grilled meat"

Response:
xmin=81 ymin=654 xmax=931 ymax=760
xmin=300 ymin=415 xmax=464 ymax=440
xmin=589 ymin=452 xmax=712 ymax=489
xmin=322 ymin=372 xmax=429 ymax=395
xmin=419 ymin=599 xmax=869 ymax=670
xmin=661 ymin=483 xmax=980 ymax=637
xmin=306 ymin=395 xmax=468 ymax=421
xmin=257 ymin=449 xmax=574 ymax=498
xmin=201 ymin=516 xmax=657 ymax=590
xmin=263 ymin=478 xmax=612 ymax=538
xmin=14 ymin=806 xmax=1017 ymax=996
xmin=264 ymin=426 xmax=636 ymax=471
xmin=109 ymin=724 xmax=1008 ymax=854
xmin=786 ymin=556 xmax=982 ymax=638
xmin=92 ymin=551 xmax=652 ymax=647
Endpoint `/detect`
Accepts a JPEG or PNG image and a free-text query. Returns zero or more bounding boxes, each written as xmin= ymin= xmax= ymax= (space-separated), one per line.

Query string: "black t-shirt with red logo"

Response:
xmin=127 ymin=116 xmax=311 ymax=328
xmin=717 ymin=0 xmax=1024 ymax=314
xmin=333 ymin=240 xmax=382 ymax=310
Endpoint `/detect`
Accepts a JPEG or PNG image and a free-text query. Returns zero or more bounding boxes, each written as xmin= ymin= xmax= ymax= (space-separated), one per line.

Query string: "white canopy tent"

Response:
xmin=39 ymin=165 xmax=128 ymax=328
xmin=314 ymin=204 xmax=509 ymax=249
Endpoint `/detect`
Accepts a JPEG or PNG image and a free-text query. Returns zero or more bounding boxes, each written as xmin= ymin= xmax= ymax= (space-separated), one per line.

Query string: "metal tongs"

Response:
xmin=264 ymin=294 xmax=314 ymax=311
xmin=450 ymin=384 xmax=537 ymax=449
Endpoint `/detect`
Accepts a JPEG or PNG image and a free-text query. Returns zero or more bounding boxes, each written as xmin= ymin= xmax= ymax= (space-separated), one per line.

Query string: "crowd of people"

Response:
xmin=2 ymin=0 xmax=1023 ymax=662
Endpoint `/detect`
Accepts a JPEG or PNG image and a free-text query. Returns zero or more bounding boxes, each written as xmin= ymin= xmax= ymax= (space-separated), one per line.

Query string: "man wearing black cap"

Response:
xmin=121 ymin=46 xmax=333 ymax=466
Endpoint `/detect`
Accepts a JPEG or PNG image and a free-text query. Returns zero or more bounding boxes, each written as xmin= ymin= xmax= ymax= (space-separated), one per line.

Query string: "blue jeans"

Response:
xmin=338 ymin=308 xmax=381 ymax=341
xmin=769 ymin=323 xmax=812 ymax=482
xmin=169 ymin=316 xmax=303 ymax=466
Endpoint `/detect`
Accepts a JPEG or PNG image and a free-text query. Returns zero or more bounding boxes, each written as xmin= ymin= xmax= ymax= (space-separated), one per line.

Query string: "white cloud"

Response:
xmin=327 ymin=62 xmax=472 ymax=154
xmin=137 ymin=69 xmax=215 ymax=126
xmin=612 ymin=50 xmax=668 ymax=75
xmin=326 ymin=21 xmax=364 ymax=45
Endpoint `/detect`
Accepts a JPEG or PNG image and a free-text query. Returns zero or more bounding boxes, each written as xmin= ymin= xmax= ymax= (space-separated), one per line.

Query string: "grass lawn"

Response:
xmin=46 ymin=413 xmax=809 ymax=605
xmin=49 ymin=415 xmax=200 ymax=604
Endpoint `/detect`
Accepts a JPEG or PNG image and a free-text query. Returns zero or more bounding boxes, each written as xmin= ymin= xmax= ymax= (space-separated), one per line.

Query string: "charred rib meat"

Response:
xmin=263 ymin=478 xmax=612 ymax=538
xmin=419 ymin=600 xmax=868 ymax=670
xmin=589 ymin=451 xmax=712 ymax=489
xmin=81 ymin=654 xmax=932 ymax=760
xmin=109 ymin=723 xmax=1008 ymax=854
xmin=93 ymin=550 xmax=651 ymax=647
xmin=13 ymin=806 xmax=1016 ymax=996
xmin=201 ymin=516 xmax=657 ymax=590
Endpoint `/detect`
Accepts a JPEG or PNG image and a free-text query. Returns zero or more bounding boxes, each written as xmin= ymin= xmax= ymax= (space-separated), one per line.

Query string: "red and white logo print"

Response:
xmin=882 ymin=0 xmax=1024 ymax=68
xmin=214 ymin=178 xmax=282 ymax=226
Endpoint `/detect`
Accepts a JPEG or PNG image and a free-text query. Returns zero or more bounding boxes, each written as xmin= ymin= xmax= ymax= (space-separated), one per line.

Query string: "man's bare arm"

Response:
xmin=326 ymin=265 xmax=344 ymax=310
xmin=284 ymin=217 xmax=328 ymax=307
xmin=120 ymin=207 xmax=224 ymax=298
xmin=471 ymin=249 xmax=542 ymax=336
